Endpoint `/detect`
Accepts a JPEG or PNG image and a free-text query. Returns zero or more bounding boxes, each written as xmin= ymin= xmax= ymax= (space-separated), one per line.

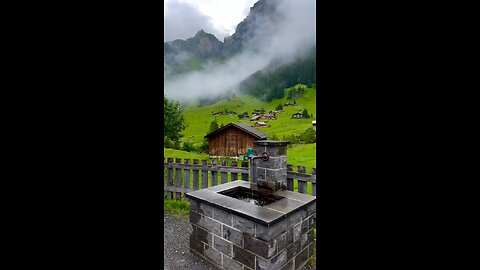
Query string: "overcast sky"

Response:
xmin=164 ymin=0 xmax=259 ymax=42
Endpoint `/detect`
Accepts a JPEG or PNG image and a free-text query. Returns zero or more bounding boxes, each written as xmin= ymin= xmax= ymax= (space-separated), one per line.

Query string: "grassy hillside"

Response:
xmin=181 ymin=85 xmax=316 ymax=146
xmin=287 ymin=143 xmax=316 ymax=173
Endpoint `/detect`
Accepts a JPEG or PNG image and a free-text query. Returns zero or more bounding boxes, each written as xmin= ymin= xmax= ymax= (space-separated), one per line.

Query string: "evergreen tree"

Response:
xmin=302 ymin=108 xmax=310 ymax=118
xmin=164 ymin=96 xmax=187 ymax=144
xmin=208 ymin=119 xmax=219 ymax=134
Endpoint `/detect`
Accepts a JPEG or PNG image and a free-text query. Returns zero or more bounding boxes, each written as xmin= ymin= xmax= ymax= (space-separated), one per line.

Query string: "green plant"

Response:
xmin=200 ymin=139 xmax=209 ymax=153
xmin=164 ymin=198 xmax=190 ymax=217
xmin=164 ymin=96 xmax=187 ymax=143
xmin=302 ymin=108 xmax=310 ymax=118
xmin=172 ymin=140 xmax=181 ymax=150
xmin=208 ymin=119 xmax=219 ymax=134
xmin=182 ymin=142 xmax=194 ymax=152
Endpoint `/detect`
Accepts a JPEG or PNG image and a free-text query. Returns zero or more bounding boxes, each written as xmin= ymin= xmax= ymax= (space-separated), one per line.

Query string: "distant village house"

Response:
xmin=250 ymin=115 xmax=261 ymax=121
xmin=254 ymin=121 xmax=269 ymax=128
xmin=292 ymin=112 xmax=304 ymax=119
xmin=260 ymin=113 xmax=276 ymax=120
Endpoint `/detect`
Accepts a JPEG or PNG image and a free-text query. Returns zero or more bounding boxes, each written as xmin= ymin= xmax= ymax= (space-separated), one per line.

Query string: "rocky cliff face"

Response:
xmin=222 ymin=0 xmax=282 ymax=58
xmin=164 ymin=0 xmax=281 ymax=72
xmin=164 ymin=30 xmax=223 ymax=65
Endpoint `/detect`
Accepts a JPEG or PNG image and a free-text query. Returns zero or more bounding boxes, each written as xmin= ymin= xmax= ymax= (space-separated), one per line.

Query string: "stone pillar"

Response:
xmin=254 ymin=140 xmax=288 ymax=192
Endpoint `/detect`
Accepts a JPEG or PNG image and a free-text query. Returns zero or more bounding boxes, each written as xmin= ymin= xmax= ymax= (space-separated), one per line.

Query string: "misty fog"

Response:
xmin=164 ymin=0 xmax=316 ymax=103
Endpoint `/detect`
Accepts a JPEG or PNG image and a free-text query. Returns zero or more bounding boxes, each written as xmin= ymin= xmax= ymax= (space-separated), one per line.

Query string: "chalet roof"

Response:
xmin=204 ymin=123 xmax=269 ymax=139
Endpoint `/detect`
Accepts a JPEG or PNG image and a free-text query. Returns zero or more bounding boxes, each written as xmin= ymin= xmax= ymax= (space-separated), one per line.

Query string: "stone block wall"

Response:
xmin=254 ymin=141 xmax=288 ymax=191
xmin=189 ymin=198 xmax=316 ymax=270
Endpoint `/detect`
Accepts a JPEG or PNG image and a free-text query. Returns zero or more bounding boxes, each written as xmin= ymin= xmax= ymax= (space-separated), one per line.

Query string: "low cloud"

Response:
xmin=164 ymin=0 xmax=228 ymax=41
xmin=164 ymin=0 xmax=316 ymax=102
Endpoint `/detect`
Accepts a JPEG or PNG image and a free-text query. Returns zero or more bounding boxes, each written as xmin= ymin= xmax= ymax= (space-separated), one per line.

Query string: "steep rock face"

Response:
xmin=222 ymin=0 xmax=281 ymax=57
xmin=164 ymin=30 xmax=223 ymax=65
xmin=165 ymin=0 xmax=280 ymax=67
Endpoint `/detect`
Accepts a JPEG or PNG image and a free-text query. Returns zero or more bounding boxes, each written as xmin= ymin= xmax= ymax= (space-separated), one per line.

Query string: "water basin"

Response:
xmin=218 ymin=186 xmax=283 ymax=206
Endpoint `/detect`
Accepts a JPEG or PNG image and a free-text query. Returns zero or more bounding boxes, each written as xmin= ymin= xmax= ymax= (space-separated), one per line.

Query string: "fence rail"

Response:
xmin=164 ymin=157 xmax=316 ymax=199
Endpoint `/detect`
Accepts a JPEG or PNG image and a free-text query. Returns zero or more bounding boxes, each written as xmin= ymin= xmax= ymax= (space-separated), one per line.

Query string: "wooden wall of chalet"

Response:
xmin=208 ymin=126 xmax=258 ymax=157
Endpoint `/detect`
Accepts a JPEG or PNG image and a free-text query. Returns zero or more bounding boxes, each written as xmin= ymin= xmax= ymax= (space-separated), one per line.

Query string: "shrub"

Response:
xmin=200 ymin=139 xmax=209 ymax=153
xmin=172 ymin=140 xmax=181 ymax=150
xmin=299 ymin=127 xmax=316 ymax=143
xmin=182 ymin=142 xmax=194 ymax=152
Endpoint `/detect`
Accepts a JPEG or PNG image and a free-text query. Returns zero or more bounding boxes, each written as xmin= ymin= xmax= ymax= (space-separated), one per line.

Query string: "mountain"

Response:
xmin=164 ymin=30 xmax=223 ymax=65
xmin=222 ymin=0 xmax=282 ymax=58
xmin=164 ymin=0 xmax=316 ymax=102
xmin=164 ymin=30 xmax=224 ymax=76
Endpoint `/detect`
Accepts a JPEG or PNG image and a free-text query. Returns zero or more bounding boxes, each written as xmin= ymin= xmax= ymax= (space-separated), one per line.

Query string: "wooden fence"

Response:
xmin=164 ymin=157 xmax=316 ymax=200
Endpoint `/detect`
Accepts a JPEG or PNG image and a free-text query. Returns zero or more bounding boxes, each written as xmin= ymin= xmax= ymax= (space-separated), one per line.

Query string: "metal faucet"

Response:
xmin=246 ymin=148 xmax=269 ymax=161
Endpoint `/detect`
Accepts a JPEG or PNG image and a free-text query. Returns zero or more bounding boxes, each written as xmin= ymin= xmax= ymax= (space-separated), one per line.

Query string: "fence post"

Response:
xmin=175 ymin=158 xmax=182 ymax=200
xmin=211 ymin=159 xmax=218 ymax=186
xmin=167 ymin=158 xmax=174 ymax=199
xmin=297 ymin=165 xmax=306 ymax=194
xmin=201 ymin=160 xmax=208 ymax=189
xmin=184 ymin=159 xmax=191 ymax=191
xmin=221 ymin=160 xmax=228 ymax=184
xmin=241 ymin=161 xmax=249 ymax=181
xmin=312 ymin=168 xmax=316 ymax=196
xmin=231 ymin=161 xmax=238 ymax=181
xmin=192 ymin=159 xmax=199 ymax=190
xmin=287 ymin=164 xmax=294 ymax=191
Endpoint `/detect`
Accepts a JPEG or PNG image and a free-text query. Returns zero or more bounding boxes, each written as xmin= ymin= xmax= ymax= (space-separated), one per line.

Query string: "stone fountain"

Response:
xmin=185 ymin=141 xmax=316 ymax=270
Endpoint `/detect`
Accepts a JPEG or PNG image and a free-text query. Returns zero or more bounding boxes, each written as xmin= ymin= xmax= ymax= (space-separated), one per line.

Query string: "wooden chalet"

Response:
xmin=204 ymin=123 xmax=269 ymax=157
xmin=261 ymin=113 xmax=276 ymax=120
xmin=250 ymin=115 xmax=261 ymax=121
xmin=292 ymin=112 xmax=304 ymax=119
xmin=254 ymin=121 xmax=269 ymax=128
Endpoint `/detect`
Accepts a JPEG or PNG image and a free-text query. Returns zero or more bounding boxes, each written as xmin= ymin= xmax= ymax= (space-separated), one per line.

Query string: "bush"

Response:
xmin=281 ymin=128 xmax=316 ymax=144
xmin=299 ymin=127 xmax=316 ymax=143
xmin=182 ymin=142 xmax=194 ymax=152
xmin=172 ymin=140 xmax=181 ymax=150
xmin=164 ymin=137 xmax=175 ymax=148
xmin=200 ymin=139 xmax=209 ymax=153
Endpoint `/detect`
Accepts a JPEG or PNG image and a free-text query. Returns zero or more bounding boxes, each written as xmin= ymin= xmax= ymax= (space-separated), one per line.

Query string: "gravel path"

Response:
xmin=164 ymin=211 xmax=215 ymax=270
xmin=164 ymin=211 xmax=316 ymax=270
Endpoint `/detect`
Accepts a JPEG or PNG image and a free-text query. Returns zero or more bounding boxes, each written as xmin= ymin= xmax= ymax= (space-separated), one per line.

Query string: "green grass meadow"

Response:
xmin=181 ymin=85 xmax=316 ymax=146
